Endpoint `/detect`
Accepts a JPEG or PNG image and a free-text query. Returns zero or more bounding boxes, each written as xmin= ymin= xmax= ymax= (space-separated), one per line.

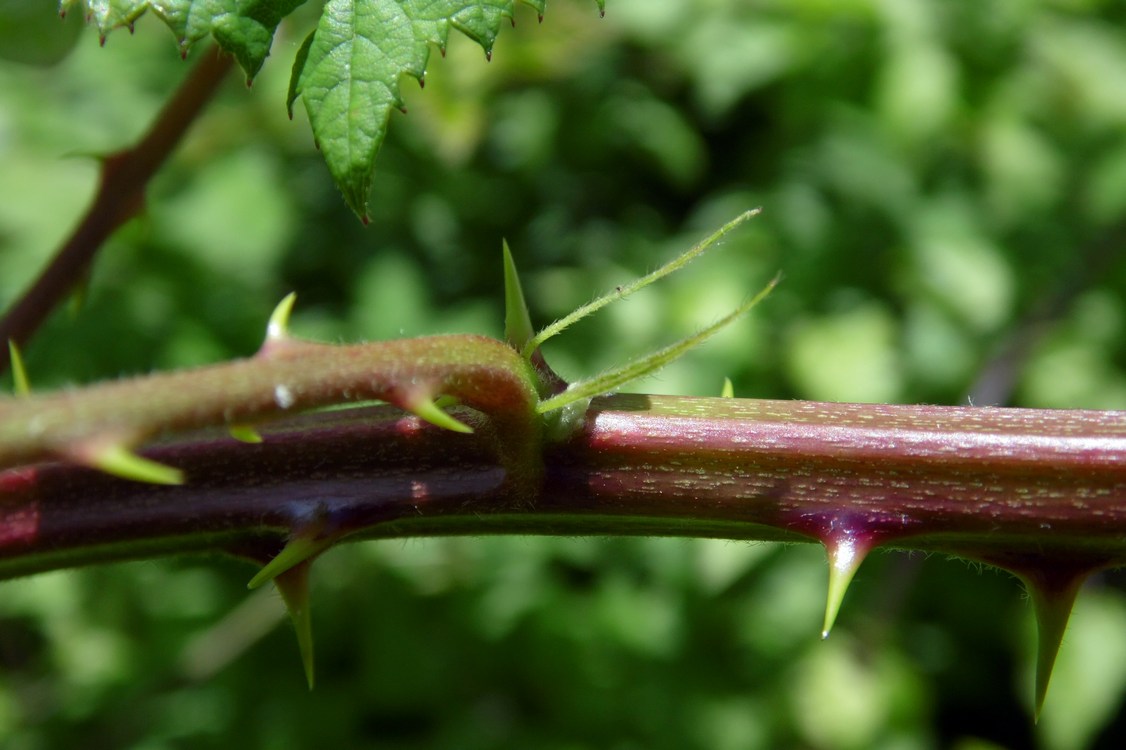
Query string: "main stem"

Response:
xmin=2 ymin=394 xmax=1123 ymax=580
xmin=0 ymin=45 xmax=234 ymax=373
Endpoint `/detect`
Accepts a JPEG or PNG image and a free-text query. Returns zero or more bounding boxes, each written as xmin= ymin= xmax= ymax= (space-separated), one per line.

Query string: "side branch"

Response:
xmin=0 ymin=45 xmax=234 ymax=373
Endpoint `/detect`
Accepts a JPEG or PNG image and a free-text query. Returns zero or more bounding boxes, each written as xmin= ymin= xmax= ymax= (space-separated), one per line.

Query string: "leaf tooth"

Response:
xmin=8 ymin=340 xmax=30 ymax=396
xmin=273 ymin=562 xmax=316 ymax=690
xmin=248 ymin=536 xmax=331 ymax=590
xmin=821 ymin=533 xmax=871 ymax=639
xmin=721 ymin=377 xmax=734 ymax=398
xmin=76 ymin=442 xmax=184 ymax=485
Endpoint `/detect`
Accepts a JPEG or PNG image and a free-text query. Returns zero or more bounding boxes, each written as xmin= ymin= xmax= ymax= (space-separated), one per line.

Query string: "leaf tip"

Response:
xmin=720 ymin=377 xmax=734 ymax=398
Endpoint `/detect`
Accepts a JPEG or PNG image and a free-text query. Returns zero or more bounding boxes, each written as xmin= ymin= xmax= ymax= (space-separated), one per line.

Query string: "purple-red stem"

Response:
xmin=1 ymin=394 xmax=1123 ymax=580
xmin=0 ymin=45 xmax=234 ymax=374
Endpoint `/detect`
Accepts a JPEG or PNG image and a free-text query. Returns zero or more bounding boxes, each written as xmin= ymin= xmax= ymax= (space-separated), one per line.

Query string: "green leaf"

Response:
xmin=288 ymin=0 xmax=599 ymax=219
xmin=66 ymin=1 xmax=306 ymax=80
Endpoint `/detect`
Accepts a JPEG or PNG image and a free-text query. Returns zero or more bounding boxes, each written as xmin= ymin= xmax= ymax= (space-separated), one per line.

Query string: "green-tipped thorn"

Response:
xmin=522 ymin=208 xmax=762 ymax=360
xmin=8 ymin=340 xmax=30 ymax=396
xmin=821 ymin=536 xmax=869 ymax=639
xmin=1023 ymin=570 xmax=1087 ymax=721
xmin=406 ymin=394 xmax=473 ymax=434
xmin=721 ymin=377 xmax=734 ymax=398
xmin=267 ymin=292 xmax=298 ymax=341
xmin=85 ymin=443 xmax=184 ymax=485
xmin=229 ymin=424 xmax=263 ymax=443
xmin=248 ymin=536 xmax=330 ymax=590
xmin=274 ymin=562 xmax=316 ymax=689
xmin=537 ymin=272 xmax=779 ymax=414
xmin=503 ymin=240 xmax=536 ymax=354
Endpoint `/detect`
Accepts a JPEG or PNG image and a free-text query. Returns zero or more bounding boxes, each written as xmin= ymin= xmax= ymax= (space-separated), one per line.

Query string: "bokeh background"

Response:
xmin=3 ymin=1 xmax=1126 ymax=747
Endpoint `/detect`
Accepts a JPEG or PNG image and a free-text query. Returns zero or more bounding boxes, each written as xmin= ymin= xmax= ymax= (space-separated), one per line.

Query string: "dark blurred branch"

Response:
xmin=969 ymin=220 xmax=1126 ymax=406
xmin=0 ymin=45 xmax=234 ymax=374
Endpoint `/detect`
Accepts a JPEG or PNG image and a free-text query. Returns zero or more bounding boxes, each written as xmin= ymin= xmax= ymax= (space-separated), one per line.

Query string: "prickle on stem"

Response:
xmin=274 ymin=561 xmax=316 ymax=689
xmin=821 ymin=533 xmax=871 ymax=639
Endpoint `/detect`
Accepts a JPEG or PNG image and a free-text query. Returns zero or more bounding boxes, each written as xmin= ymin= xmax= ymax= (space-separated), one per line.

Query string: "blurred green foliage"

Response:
xmin=3 ymin=0 xmax=1126 ymax=747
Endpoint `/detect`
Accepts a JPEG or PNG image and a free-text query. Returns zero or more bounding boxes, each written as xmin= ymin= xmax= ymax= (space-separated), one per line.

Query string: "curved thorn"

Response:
xmin=1021 ymin=569 xmax=1088 ymax=721
xmin=267 ymin=292 xmax=298 ymax=342
xmin=503 ymin=239 xmax=536 ymax=354
xmin=229 ymin=424 xmax=263 ymax=444
xmin=721 ymin=377 xmax=734 ymax=398
xmin=274 ymin=562 xmax=316 ymax=689
xmin=8 ymin=340 xmax=30 ymax=396
xmin=405 ymin=394 xmax=473 ymax=434
xmin=83 ymin=443 xmax=184 ymax=485
xmin=822 ymin=535 xmax=870 ymax=639
xmin=248 ymin=536 xmax=329 ymax=590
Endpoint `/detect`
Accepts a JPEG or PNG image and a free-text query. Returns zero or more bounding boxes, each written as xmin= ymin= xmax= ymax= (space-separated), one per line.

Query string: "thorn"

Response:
xmin=99 ymin=34 xmax=107 ymax=47
xmin=502 ymin=240 xmax=535 ymax=353
xmin=361 ymin=214 xmax=370 ymax=226
xmin=246 ymin=77 xmax=253 ymax=89
xmin=419 ymin=75 xmax=425 ymax=89
xmin=127 ymin=22 xmax=135 ymax=34
xmin=273 ymin=561 xmax=316 ymax=689
xmin=229 ymin=424 xmax=263 ymax=444
xmin=485 ymin=49 xmax=493 ymax=62
xmin=248 ymin=536 xmax=330 ymax=590
xmin=538 ymin=14 xmax=544 ymax=23
xmin=821 ymin=534 xmax=870 ymax=639
xmin=81 ymin=443 xmax=184 ymax=485
xmin=266 ymin=292 xmax=297 ymax=342
xmin=1019 ymin=567 xmax=1090 ymax=721
xmin=403 ymin=393 xmax=473 ymax=433
xmin=721 ymin=377 xmax=734 ymax=398
xmin=440 ymin=46 xmax=447 ymax=58
xmin=398 ymin=106 xmax=408 ymax=115
xmin=8 ymin=340 xmax=30 ymax=396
